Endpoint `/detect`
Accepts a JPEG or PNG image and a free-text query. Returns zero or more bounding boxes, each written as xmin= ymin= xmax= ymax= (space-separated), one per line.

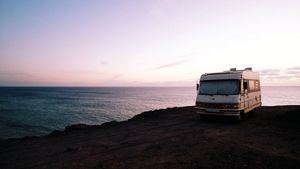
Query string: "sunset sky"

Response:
xmin=1 ymin=0 xmax=300 ymax=86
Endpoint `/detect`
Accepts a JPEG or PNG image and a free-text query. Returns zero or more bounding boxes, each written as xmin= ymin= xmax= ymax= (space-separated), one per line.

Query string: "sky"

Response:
xmin=0 ymin=0 xmax=300 ymax=86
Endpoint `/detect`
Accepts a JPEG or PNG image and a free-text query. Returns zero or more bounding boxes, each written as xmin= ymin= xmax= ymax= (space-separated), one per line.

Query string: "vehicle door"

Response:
xmin=242 ymin=80 xmax=249 ymax=109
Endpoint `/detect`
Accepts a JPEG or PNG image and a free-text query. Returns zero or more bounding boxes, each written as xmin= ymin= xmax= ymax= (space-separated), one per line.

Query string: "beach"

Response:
xmin=0 ymin=105 xmax=299 ymax=169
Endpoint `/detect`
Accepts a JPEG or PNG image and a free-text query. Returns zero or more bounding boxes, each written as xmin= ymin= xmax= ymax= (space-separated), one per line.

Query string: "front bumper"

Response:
xmin=195 ymin=107 xmax=241 ymax=117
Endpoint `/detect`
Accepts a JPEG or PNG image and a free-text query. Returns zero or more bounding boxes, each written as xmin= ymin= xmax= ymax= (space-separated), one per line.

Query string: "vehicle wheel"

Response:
xmin=240 ymin=111 xmax=245 ymax=120
xmin=248 ymin=108 xmax=256 ymax=117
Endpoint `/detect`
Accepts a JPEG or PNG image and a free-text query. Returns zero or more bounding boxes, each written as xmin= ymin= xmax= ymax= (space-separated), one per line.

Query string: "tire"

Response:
xmin=240 ymin=111 xmax=245 ymax=120
xmin=248 ymin=109 xmax=255 ymax=117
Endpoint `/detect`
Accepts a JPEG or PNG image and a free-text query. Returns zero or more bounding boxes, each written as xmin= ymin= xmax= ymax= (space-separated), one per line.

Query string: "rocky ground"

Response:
xmin=0 ymin=106 xmax=299 ymax=169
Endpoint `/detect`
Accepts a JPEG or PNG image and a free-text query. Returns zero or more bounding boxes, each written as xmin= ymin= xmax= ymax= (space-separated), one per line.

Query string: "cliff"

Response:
xmin=0 ymin=106 xmax=299 ymax=169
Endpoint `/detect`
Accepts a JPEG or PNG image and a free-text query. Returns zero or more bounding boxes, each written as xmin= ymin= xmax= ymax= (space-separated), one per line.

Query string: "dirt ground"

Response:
xmin=0 ymin=106 xmax=299 ymax=169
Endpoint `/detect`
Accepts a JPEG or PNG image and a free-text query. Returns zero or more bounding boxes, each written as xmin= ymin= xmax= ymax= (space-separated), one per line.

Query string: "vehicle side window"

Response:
xmin=243 ymin=80 xmax=248 ymax=90
xmin=248 ymin=80 xmax=260 ymax=92
xmin=249 ymin=80 xmax=255 ymax=91
xmin=254 ymin=80 xmax=260 ymax=91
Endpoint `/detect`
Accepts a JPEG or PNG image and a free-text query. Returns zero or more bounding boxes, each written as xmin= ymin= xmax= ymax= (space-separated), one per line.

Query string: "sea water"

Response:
xmin=0 ymin=86 xmax=299 ymax=138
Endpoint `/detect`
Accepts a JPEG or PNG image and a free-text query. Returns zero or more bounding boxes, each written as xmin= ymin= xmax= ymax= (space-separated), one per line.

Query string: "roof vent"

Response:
xmin=230 ymin=68 xmax=236 ymax=71
xmin=245 ymin=67 xmax=252 ymax=71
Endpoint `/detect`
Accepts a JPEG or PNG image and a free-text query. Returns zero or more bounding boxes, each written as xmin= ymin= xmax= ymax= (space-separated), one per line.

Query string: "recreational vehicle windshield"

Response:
xmin=199 ymin=80 xmax=240 ymax=95
xmin=195 ymin=68 xmax=262 ymax=121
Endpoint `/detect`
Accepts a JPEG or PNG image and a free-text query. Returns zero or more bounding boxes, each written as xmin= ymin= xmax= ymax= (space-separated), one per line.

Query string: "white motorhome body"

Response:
xmin=195 ymin=68 xmax=261 ymax=120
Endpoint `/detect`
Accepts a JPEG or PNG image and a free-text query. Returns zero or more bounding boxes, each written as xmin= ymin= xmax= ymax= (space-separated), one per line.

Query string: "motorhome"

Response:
xmin=195 ymin=68 xmax=261 ymax=121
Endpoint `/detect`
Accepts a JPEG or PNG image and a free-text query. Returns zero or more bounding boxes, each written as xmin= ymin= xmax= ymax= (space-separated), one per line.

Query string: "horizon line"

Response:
xmin=0 ymin=85 xmax=299 ymax=88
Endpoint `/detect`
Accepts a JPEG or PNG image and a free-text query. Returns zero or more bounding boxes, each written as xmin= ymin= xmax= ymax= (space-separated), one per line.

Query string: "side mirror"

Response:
xmin=196 ymin=83 xmax=199 ymax=91
xmin=244 ymin=89 xmax=248 ymax=95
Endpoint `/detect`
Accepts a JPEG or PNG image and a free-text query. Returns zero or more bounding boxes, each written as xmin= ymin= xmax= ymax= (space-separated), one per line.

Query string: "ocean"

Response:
xmin=0 ymin=86 xmax=299 ymax=139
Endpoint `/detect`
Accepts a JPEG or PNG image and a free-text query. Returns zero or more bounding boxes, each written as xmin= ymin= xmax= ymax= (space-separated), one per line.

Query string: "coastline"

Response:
xmin=0 ymin=105 xmax=299 ymax=169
